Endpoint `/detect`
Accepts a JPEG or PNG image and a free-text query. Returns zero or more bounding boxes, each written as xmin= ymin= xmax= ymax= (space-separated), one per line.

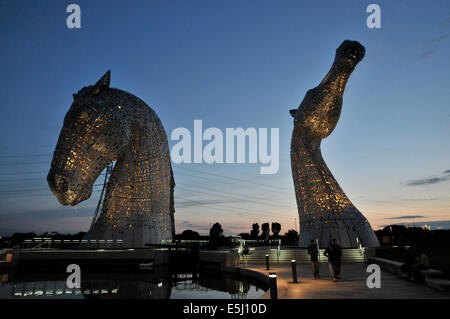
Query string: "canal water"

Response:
xmin=0 ymin=268 xmax=267 ymax=299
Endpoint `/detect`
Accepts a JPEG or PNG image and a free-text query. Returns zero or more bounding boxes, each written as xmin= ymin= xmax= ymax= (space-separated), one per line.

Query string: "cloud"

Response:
xmin=179 ymin=221 xmax=210 ymax=231
xmin=0 ymin=206 xmax=96 ymax=236
xmin=438 ymin=16 xmax=450 ymax=28
xmin=379 ymin=220 xmax=450 ymax=230
xmin=175 ymin=198 xmax=237 ymax=208
xmin=419 ymin=33 xmax=450 ymax=60
xmin=177 ymin=221 xmax=250 ymax=235
xmin=406 ymin=177 xmax=449 ymax=186
xmin=419 ymin=50 xmax=434 ymax=60
xmin=386 ymin=215 xmax=425 ymax=220
xmin=405 ymin=170 xmax=450 ymax=186
xmin=425 ymin=33 xmax=450 ymax=46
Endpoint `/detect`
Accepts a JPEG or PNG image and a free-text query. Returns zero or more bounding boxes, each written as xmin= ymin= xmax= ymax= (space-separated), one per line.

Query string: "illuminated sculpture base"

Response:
xmin=296 ymin=212 xmax=379 ymax=248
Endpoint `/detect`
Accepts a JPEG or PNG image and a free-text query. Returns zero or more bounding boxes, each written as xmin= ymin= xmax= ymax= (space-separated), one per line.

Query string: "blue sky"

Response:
xmin=0 ymin=0 xmax=449 ymax=235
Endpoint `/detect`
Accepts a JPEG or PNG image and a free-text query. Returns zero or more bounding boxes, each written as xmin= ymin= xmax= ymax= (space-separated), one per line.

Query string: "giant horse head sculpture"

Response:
xmin=289 ymin=40 xmax=378 ymax=248
xmin=290 ymin=40 xmax=365 ymax=141
xmin=47 ymin=71 xmax=132 ymax=205
xmin=47 ymin=71 xmax=174 ymax=246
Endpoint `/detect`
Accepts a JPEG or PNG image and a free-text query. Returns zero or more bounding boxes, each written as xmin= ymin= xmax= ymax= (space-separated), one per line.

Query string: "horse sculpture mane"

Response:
xmin=290 ymin=40 xmax=379 ymax=248
xmin=47 ymin=71 xmax=175 ymax=247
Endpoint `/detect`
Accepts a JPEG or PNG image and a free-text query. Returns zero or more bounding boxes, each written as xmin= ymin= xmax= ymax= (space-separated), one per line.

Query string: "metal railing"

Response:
xmin=21 ymin=238 xmax=125 ymax=249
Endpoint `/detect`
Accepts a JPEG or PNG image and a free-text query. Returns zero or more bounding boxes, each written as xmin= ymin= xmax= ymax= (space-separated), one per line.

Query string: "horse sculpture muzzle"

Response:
xmin=47 ymin=168 xmax=92 ymax=206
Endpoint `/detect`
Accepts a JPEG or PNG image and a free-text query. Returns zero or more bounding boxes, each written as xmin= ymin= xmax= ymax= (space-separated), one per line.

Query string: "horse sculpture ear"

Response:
xmin=289 ymin=109 xmax=297 ymax=118
xmin=91 ymin=70 xmax=111 ymax=95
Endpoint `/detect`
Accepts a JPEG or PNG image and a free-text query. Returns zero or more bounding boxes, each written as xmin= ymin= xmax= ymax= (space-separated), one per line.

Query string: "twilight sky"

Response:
xmin=0 ymin=0 xmax=449 ymax=236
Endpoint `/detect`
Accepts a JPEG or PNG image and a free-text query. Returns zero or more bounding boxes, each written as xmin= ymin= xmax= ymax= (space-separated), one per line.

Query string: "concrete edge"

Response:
xmin=227 ymin=266 xmax=271 ymax=299
xmin=425 ymin=277 xmax=450 ymax=292
xmin=369 ymin=256 xmax=450 ymax=293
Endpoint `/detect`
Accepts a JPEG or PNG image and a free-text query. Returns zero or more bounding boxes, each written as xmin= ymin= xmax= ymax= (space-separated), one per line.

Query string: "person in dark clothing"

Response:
xmin=332 ymin=239 xmax=342 ymax=280
xmin=402 ymin=246 xmax=417 ymax=281
xmin=324 ymin=242 xmax=337 ymax=281
xmin=411 ymin=249 xmax=430 ymax=282
xmin=307 ymin=239 xmax=320 ymax=279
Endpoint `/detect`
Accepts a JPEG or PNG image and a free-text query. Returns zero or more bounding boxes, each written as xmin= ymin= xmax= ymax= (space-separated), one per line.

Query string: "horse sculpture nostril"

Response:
xmin=53 ymin=173 xmax=69 ymax=192
xmin=338 ymin=40 xmax=365 ymax=62
xmin=47 ymin=171 xmax=71 ymax=205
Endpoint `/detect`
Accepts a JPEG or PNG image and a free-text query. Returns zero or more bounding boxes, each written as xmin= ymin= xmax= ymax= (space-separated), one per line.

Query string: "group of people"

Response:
xmin=306 ymin=240 xmax=432 ymax=284
xmin=307 ymin=238 xmax=342 ymax=282
xmin=402 ymin=246 xmax=430 ymax=282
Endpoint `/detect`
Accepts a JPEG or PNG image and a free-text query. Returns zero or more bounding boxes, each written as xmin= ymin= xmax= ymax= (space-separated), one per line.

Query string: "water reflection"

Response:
xmin=0 ymin=268 xmax=266 ymax=299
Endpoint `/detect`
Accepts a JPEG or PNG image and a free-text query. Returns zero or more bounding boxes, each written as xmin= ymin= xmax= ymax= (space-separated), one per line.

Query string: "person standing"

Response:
xmin=307 ymin=239 xmax=320 ymax=279
xmin=402 ymin=246 xmax=417 ymax=281
xmin=324 ymin=242 xmax=337 ymax=281
xmin=411 ymin=249 xmax=430 ymax=282
xmin=332 ymin=239 xmax=342 ymax=280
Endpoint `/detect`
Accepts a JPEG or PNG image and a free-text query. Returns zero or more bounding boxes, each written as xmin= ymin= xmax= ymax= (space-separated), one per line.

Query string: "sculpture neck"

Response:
xmin=290 ymin=131 xmax=353 ymax=215
xmin=101 ymin=117 xmax=173 ymax=230
xmin=106 ymin=127 xmax=155 ymax=222
xmin=84 ymin=96 xmax=174 ymax=247
xmin=318 ymin=65 xmax=352 ymax=93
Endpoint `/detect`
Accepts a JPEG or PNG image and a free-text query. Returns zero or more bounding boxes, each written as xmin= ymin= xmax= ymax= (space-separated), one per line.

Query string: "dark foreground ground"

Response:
xmin=246 ymin=263 xmax=449 ymax=299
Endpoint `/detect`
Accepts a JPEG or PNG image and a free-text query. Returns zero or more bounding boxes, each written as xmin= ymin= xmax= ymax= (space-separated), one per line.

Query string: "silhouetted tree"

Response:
xmin=261 ymin=222 xmax=270 ymax=240
xmin=284 ymin=229 xmax=299 ymax=244
xmin=209 ymin=223 xmax=223 ymax=237
xmin=271 ymin=222 xmax=281 ymax=238
xmin=239 ymin=232 xmax=250 ymax=240
xmin=10 ymin=232 xmax=37 ymax=245
xmin=209 ymin=223 xmax=224 ymax=247
xmin=250 ymin=223 xmax=260 ymax=238
xmin=181 ymin=229 xmax=200 ymax=239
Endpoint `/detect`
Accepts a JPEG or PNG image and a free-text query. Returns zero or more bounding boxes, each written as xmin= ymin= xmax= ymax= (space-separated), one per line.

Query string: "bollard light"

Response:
xmin=291 ymin=259 xmax=298 ymax=283
xmin=269 ymin=272 xmax=277 ymax=299
xmin=265 ymin=254 xmax=270 ymax=270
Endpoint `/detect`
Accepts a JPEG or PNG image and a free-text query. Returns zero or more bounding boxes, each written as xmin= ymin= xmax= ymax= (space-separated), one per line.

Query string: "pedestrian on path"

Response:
xmin=402 ymin=246 xmax=417 ymax=281
xmin=332 ymin=238 xmax=342 ymax=280
xmin=307 ymin=239 xmax=320 ymax=279
xmin=411 ymin=249 xmax=430 ymax=282
xmin=324 ymin=242 xmax=337 ymax=281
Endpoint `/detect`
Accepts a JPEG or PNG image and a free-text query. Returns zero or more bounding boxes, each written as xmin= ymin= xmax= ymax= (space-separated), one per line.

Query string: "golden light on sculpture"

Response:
xmin=290 ymin=41 xmax=379 ymax=248
xmin=47 ymin=71 xmax=175 ymax=248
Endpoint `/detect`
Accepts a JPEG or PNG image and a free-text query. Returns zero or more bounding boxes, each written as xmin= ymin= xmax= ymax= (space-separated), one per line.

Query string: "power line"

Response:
xmin=176 ymin=182 xmax=294 ymax=211
xmin=0 ymin=161 xmax=51 ymax=166
xmin=0 ymin=152 xmax=296 ymax=216
xmin=177 ymin=201 xmax=294 ymax=220
xmin=0 ymin=172 xmax=49 ymax=176
xmin=0 ymin=178 xmax=295 ymax=213
xmin=174 ymin=172 xmax=293 ymax=208
xmin=174 ymin=165 xmax=292 ymax=193
xmin=0 ymin=167 xmax=293 ymax=204
xmin=175 ymin=182 xmax=295 ymax=218
xmin=0 ymin=152 xmax=292 ymax=193
xmin=0 ymin=154 xmax=51 ymax=158
xmin=0 ymin=184 xmax=104 ymax=193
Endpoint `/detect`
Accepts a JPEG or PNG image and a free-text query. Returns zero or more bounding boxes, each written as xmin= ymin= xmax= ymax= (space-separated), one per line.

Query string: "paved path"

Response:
xmin=245 ymin=263 xmax=449 ymax=299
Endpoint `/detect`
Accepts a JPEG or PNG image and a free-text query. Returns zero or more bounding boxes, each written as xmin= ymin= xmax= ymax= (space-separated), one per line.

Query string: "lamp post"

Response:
xmin=291 ymin=259 xmax=298 ymax=283
xmin=265 ymin=254 xmax=270 ymax=270
xmin=269 ymin=272 xmax=277 ymax=299
xmin=269 ymin=272 xmax=278 ymax=299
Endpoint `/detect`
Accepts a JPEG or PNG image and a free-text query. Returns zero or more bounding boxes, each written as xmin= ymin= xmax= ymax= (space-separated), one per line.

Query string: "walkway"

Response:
xmin=245 ymin=263 xmax=449 ymax=299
